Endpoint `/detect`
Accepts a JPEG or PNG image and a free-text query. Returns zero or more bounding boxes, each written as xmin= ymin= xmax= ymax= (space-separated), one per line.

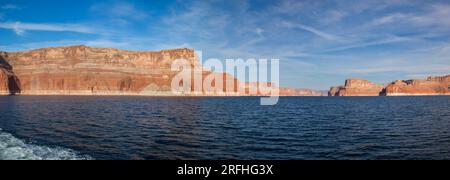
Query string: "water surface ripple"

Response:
xmin=0 ymin=96 xmax=449 ymax=160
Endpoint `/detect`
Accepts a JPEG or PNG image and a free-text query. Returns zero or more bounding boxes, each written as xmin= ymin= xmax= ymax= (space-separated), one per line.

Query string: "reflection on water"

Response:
xmin=1 ymin=96 xmax=450 ymax=160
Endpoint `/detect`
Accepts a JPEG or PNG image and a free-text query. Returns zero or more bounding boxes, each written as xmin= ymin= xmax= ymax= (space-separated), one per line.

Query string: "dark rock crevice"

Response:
xmin=0 ymin=55 xmax=21 ymax=95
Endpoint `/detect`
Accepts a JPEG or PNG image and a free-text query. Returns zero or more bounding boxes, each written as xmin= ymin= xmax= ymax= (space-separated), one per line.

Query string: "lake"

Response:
xmin=1 ymin=96 xmax=449 ymax=160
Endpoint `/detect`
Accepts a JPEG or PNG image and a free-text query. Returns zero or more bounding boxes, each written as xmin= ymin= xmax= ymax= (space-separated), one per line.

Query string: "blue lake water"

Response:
xmin=0 ymin=96 xmax=449 ymax=160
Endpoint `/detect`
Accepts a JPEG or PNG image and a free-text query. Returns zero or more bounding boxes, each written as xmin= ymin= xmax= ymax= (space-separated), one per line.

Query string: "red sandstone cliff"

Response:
xmin=329 ymin=75 xmax=450 ymax=96
xmin=385 ymin=75 xmax=450 ymax=96
xmin=0 ymin=45 xmax=319 ymax=96
xmin=329 ymin=78 xmax=384 ymax=96
xmin=238 ymin=82 xmax=324 ymax=96
xmin=0 ymin=45 xmax=239 ymax=96
xmin=279 ymin=87 xmax=325 ymax=96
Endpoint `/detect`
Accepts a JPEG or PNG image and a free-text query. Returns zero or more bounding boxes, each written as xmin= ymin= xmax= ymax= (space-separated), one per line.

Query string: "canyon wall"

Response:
xmin=1 ymin=46 xmax=199 ymax=95
xmin=0 ymin=45 xmax=321 ymax=96
xmin=0 ymin=46 xmax=243 ymax=96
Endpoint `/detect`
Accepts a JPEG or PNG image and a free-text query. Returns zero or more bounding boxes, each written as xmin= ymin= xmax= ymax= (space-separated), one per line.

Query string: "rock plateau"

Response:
xmin=385 ymin=75 xmax=450 ymax=96
xmin=0 ymin=45 xmax=322 ymax=96
xmin=329 ymin=78 xmax=384 ymax=96
xmin=329 ymin=75 xmax=450 ymax=96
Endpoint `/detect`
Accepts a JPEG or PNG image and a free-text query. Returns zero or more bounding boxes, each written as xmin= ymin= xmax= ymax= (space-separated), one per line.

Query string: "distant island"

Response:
xmin=329 ymin=75 xmax=450 ymax=96
xmin=0 ymin=45 xmax=323 ymax=96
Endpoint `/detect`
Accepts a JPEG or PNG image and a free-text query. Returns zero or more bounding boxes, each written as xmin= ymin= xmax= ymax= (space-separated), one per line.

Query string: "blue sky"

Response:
xmin=0 ymin=0 xmax=449 ymax=90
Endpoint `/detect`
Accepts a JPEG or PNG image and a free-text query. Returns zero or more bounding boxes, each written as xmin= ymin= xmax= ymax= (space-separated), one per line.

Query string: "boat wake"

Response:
xmin=0 ymin=128 xmax=92 ymax=160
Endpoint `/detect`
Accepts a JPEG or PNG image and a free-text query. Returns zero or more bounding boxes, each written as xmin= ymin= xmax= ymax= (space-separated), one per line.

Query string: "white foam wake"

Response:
xmin=0 ymin=128 xmax=92 ymax=160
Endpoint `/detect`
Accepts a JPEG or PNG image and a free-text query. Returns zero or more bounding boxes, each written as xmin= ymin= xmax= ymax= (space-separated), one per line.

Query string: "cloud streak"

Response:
xmin=90 ymin=1 xmax=149 ymax=21
xmin=323 ymin=36 xmax=416 ymax=52
xmin=352 ymin=65 xmax=450 ymax=74
xmin=281 ymin=21 xmax=341 ymax=41
xmin=1 ymin=4 xmax=20 ymax=10
xmin=369 ymin=4 xmax=450 ymax=28
xmin=0 ymin=22 xmax=98 ymax=36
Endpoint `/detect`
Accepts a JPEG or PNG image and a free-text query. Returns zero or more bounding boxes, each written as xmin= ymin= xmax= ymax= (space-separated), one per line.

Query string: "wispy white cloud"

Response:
xmin=323 ymin=35 xmax=416 ymax=52
xmin=320 ymin=10 xmax=347 ymax=24
xmin=0 ymin=39 xmax=129 ymax=52
xmin=0 ymin=22 xmax=99 ymax=36
xmin=271 ymin=0 xmax=307 ymax=15
xmin=0 ymin=40 xmax=85 ymax=52
xmin=255 ymin=28 xmax=264 ymax=37
xmin=411 ymin=4 xmax=450 ymax=27
xmin=369 ymin=4 xmax=450 ymax=28
xmin=280 ymin=21 xmax=341 ymax=41
xmin=1 ymin=4 xmax=20 ymax=10
xmin=84 ymin=39 xmax=130 ymax=48
xmin=0 ymin=37 xmax=191 ymax=52
xmin=90 ymin=1 xmax=149 ymax=21
xmin=369 ymin=13 xmax=409 ymax=26
xmin=352 ymin=65 xmax=450 ymax=74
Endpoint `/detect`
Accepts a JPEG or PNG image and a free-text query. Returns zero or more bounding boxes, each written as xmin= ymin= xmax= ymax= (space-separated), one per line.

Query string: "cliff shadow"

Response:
xmin=8 ymin=76 xmax=21 ymax=95
xmin=0 ymin=55 xmax=13 ymax=70
xmin=379 ymin=88 xmax=387 ymax=96
xmin=0 ymin=55 xmax=22 ymax=95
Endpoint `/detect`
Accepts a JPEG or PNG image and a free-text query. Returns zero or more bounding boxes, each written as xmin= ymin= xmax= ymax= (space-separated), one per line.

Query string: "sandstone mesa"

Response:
xmin=329 ymin=75 xmax=450 ymax=96
xmin=385 ymin=75 xmax=450 ymax=96
xmin=0 ymin=45 xmax=323 ymax=96
xmin=328 ymin=78 xmax=384 ymax=96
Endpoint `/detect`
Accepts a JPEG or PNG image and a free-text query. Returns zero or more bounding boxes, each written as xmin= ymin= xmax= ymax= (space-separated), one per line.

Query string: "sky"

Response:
xmin=0 ymin=0 xmax=449 ymax=90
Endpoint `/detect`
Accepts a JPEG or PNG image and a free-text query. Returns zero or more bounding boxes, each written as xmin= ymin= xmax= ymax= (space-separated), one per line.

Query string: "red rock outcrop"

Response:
xmin=237 ymin=82 xmax=324 ymax=96
xmin=279 ymin=88 xmax=325 ymax=96
xmin=329 ymin=78 xmax=384 ymax=96
xmin=385 ymin=75 xmax=450 ymax=96
xmin=0 ymin=46 xmax=238 ymax=96
xmin=0 ymin=45 xmax=320 ymax=96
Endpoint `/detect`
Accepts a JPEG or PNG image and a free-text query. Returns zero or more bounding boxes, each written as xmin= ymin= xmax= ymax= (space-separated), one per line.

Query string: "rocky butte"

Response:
xmin=329 ymin=75 xmax=450 ymax=96
xmin=0 ymin=45 xmax=323 ymax=96
xmin=385 ymin=75 xmax=450 ymax=96
xmin=328 ymin=78 xmax=384 ymax=96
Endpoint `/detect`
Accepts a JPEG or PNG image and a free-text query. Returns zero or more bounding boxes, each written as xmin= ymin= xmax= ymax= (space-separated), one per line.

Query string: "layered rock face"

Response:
xmin=0 ymin=45 xmax=318 ymax=96
xmin=385 ymin=75 xmax=450 ymax=96
xmin=329 ymin=75 xmax=450 ymax=96
xmin=236 ymin=82 xmax=324 ymax=96
xmin=329 ymin=78 xmax=384 ymax=96
xmin=279 ymin=88 xmax=325 ymax=96
xmin=0 ymin=46 xmax=236 ymax=96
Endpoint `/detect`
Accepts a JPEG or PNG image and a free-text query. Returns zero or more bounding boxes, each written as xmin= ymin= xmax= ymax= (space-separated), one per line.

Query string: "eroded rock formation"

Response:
xmin=328 ymin=86 xmax=343 ymax=96
xmin=279 ymin=88 xmax=325 ymax=96
xmin=329 ymin=78 xmax=384 ymax=96
xmin=329 ymin=75 xmax=450 ymax=96
xmin=0 ymin=46 xmax=184 ymax=95
xmin=385 ymin=75 xmax=450 ymax=96
xmin=0 ymin=45 xmax=319 ymax=96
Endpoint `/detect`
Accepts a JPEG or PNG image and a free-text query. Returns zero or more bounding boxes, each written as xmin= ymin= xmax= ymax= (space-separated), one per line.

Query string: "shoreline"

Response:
xmin=1 ymin=94 xmax=449 ymax=97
